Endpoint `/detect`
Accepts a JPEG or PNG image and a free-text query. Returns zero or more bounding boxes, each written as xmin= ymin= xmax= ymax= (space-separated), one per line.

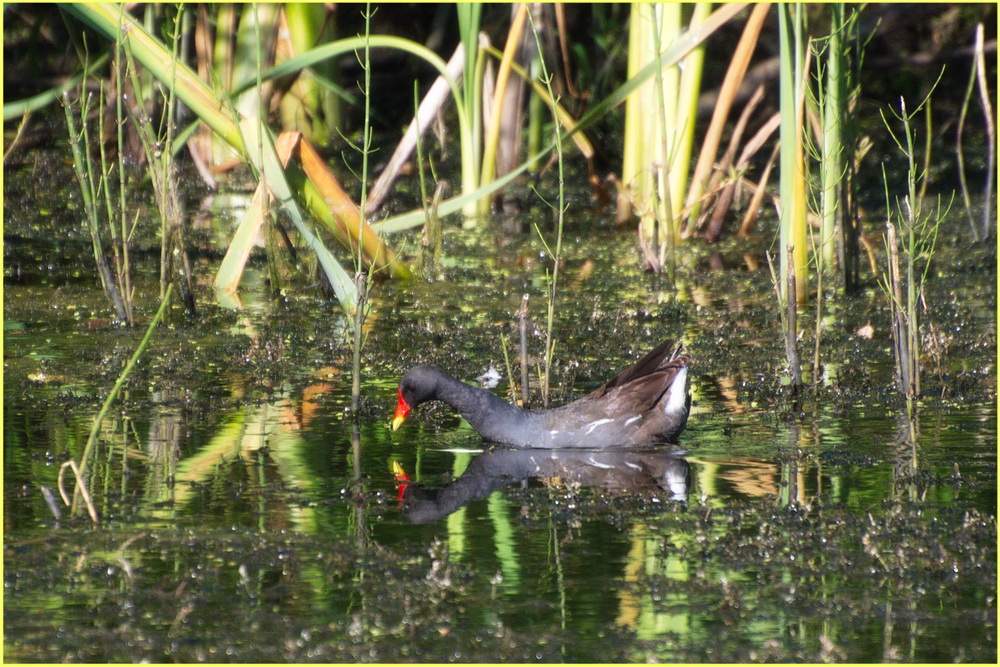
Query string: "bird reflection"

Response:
xmin=400 ymin=446 xmax=690 ymax=523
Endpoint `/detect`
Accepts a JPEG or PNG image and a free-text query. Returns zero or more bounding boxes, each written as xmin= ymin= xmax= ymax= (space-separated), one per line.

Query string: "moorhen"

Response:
xmin=392 ymin=339 xmax=691 ymax=449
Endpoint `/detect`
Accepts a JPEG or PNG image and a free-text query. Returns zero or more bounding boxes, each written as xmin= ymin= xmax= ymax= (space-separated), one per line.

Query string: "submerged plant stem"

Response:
xmin=72 ymin=284 xmax=174 ymax=517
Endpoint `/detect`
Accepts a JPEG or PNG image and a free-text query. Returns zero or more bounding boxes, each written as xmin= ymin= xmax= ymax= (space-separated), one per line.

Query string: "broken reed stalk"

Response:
xmin=958 ymin=23 xmax=996 ymax=240
xmin=767 ymin=248 xmax=801 ymax=389
xmin=122 ymin=14 xmax=196 ymax=315
xmin=974 ymin=24 xmax=996 ymax=238
xmin=813 ymin=236 xmax=823 ymax=391
xmin=499 ymin=333 xmax=518 ymax=405
xmin=885 ymin=221 xmax=915 ymax=400
xmin=59 ymin=461 xmax=99 ymax=524
xmin=413 ymin=81 xmax=444 ymax=277
xmin=785 ymin=245 xmax=803 ymax=388
xmin=518 ymin=294 xmax=530 ymax=407
xmin=39 ymin=485 xmax=63 ymax=522
xmin=71 ymin=283 xmax=174 ymax=517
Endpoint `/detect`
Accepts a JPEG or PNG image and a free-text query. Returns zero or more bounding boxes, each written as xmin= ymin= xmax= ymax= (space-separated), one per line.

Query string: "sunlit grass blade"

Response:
xmin=297 ymin=137 xmax=411 ymax=279
xmin=244 ymin=33 xmax=478 ymax=215
xmin=242 ymin=123 xmax=358 ymax=315
xmin=64 ymin=3 xmax=246 ymax=154
xmin=214 ymin=181 xmax=269 ymax=296
xmin=778 ymin=4 xmax=809 ymax=305
xmin=372 ymin=146 xmax=550 ymax=234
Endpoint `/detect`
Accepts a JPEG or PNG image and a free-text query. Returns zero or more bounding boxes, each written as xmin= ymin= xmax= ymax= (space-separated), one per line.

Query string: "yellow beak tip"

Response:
xmin=391 ymin=416 xmax=405 ymax=431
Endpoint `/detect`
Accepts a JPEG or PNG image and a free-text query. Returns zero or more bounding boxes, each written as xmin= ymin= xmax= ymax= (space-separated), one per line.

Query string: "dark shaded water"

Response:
xmin=3 ymin=111 xmax=997 ymax=663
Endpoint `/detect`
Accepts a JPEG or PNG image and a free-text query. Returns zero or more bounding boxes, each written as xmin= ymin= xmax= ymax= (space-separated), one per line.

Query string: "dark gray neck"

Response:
xmin=430 ymin=370 xmax=534 ymax=445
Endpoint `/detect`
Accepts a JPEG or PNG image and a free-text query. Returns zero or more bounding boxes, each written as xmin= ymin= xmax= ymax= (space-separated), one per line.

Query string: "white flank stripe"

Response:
xmin=584 ymin=418 xmax=614 ymax=435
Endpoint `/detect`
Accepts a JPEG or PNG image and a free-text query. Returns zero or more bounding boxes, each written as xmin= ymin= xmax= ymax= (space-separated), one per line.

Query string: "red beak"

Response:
xmin=392 ymin=387 xmax=411 ymax=430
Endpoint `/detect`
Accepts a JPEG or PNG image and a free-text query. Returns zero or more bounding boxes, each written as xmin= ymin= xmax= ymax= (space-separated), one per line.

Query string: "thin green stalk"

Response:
xmin=113 ymin=20 xmax=133 ymax=324
xmin=457 ymin=4 xmax=482 ymax=140
xmin=62 ymin=68 xmax=127 ymax=323
xmin=124 ymin=6 xmax=193 ymax=313
xmin=457 ymin=3 xmax=483 ymax=214
xmin=879 ymin=90 xmax=950 ymax=408
xmin=671 ymin=3 xmax=710 ymax=230
xmin=163 ymin=4 xmax=185 ymax=307
xmin=956 ymin=26 xmax=981 ymax=240
xmin=813 ymin=3 xmax=854 ymax=387
xmin=103 ymin=122 xmax=133 ymax=325
xmin=351 ymin=4 xmax=377 ymax=413
xmin=527 ymin=10 xmax=564 ymax=409
xmin=527 ymin=55 xmax=543 ymax=170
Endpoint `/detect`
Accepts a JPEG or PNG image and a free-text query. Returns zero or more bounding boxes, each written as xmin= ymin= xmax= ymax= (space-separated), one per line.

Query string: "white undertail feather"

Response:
xmin=663 ymin=367 xmax=689 ymax=416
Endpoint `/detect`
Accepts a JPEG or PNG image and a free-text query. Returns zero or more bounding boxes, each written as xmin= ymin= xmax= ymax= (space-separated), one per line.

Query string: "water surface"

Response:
xmin=4 ymin=156 xmax=996 ymax=662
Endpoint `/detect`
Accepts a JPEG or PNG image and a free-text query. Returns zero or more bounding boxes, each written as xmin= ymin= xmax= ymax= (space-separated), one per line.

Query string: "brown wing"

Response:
xmin=592 ymin=352 xmax=690 ymax=416
xmin=586 ymin=339 xmax=686 ymax=399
